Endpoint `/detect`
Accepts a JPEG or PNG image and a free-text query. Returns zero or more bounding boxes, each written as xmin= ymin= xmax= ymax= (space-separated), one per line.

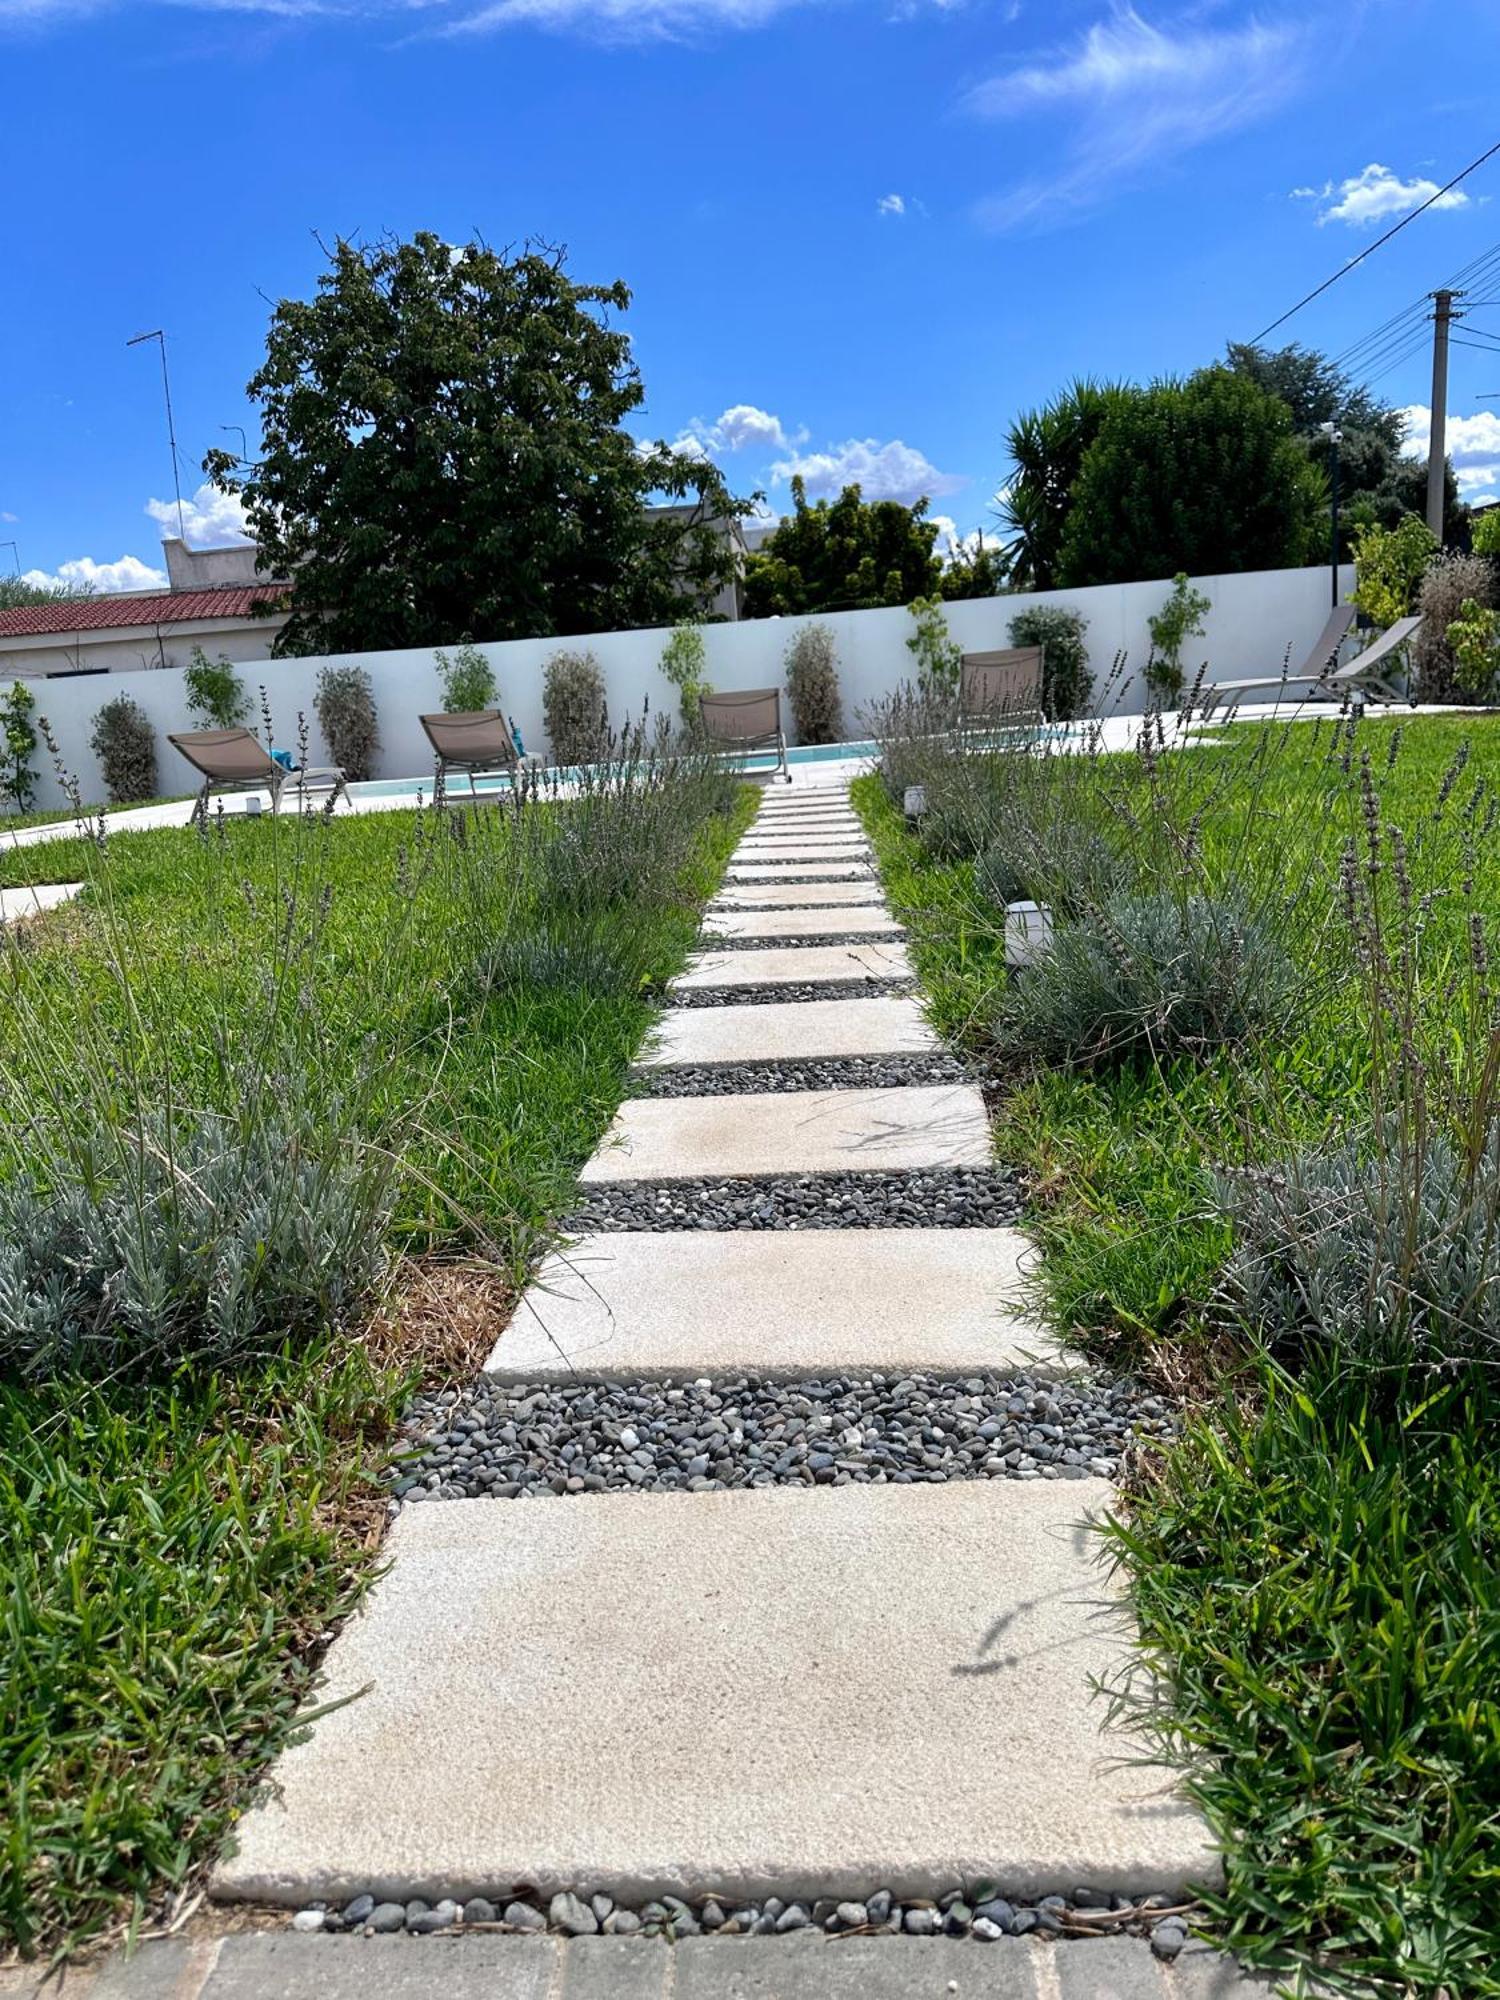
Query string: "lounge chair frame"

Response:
xmin=958 ymin=647 xmax=1048 ymax=746
xmin=1207 ymin=609 xmax=1416 ymax=710
xmin=698 ymin=687 xmax=791 ymax=784
xmin=419 ymin=710 xmax=520 ymax=803
xmin=167 ymin=728 xmax=343 ymax=825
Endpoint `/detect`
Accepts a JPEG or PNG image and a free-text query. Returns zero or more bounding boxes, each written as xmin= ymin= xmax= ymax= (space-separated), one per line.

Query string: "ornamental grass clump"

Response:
xmin=993 ymin=889 xmax=1298 ymax=1070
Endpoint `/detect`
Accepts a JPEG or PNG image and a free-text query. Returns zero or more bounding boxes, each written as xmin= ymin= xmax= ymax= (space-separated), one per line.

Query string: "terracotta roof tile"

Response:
xmin=0 ymin=585 xmax=288 ymax=640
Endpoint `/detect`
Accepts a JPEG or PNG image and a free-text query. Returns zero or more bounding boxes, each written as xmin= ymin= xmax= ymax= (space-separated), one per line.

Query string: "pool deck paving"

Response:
xmin=171 ymin=777 xmax=1255 ymax=1998
xmin=484 ymin=1227 xmax=1060 ymax=1379
xmin=0 ymin=881 xmax=82 ymax=925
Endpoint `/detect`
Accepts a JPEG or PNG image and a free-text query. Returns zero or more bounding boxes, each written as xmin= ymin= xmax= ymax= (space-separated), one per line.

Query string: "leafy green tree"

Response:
xmin=742 ymin=479 xmax=942 ymax=616
xmin=203 ymin=233 xmax=746 ymax=657
xmin=1227 ymin=341 xmax=1468 ymax=551
xmin=1057 ymin=369 xmax=1324 ymax=587
xmin=999 ymin=379 xmax=1136 ymax=589
xmin=938 ymin=537 xmax=1009 ymax=600
xmin=0 ymin=577 xmax=89 ymax=611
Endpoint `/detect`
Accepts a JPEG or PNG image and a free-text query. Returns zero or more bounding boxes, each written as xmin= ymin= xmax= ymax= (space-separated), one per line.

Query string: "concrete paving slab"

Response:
xmin=0 ymin=881 xmax=82 ymax=925
xmin=674 ymin=1937 xmax=1042 ymax=2000
xmin=486 ymin=1228 xmax=1059 ymax=1379
xmin=91 ymin=1940 xmax=216 ymax=1998
xmin=735 ymin=839 xmax=870 ymax=855
xmin=673 ymin=943 xmax=911 ymax=991
xmin=213 ymin=1480 xmax=1218 ymax=1907
xmin=726 ymin=863 xmax=875 ymax=881
xmin=702 ymin=906 xmax=902 ymax=940
xmin=558 ymin=1937 xmax=671 ymax=2000
xmin=640 ymin=996 xmax=938 ymax=1066
xmin=714 ymin=881 xmax=897 ymax=909
xmin=199 ymin=1935 xmax=557 ymax=2000
xmin=578 ymin=1084 xmax=991 ymax=1182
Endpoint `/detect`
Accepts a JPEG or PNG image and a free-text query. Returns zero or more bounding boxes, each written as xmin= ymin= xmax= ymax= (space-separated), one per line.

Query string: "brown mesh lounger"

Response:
xmin=419 ymin=710 xmax=519 ymax=799
xmin=698 ymin=687 xmax=791 ymax=784
xmin=167 ymin=728 xmax=344 ymax=824
xmin=959 ymin=646 xmax=1047 ymax=740
xmin=1204 ymin=606 xmax=1414 ymax=709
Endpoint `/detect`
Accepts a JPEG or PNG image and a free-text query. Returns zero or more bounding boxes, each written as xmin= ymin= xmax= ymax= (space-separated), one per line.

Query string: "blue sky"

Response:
xmin=3 ymin=0 xmax=1499 ymax=590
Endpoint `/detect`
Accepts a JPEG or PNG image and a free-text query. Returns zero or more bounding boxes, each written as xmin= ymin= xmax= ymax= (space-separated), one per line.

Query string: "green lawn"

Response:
xmin=0 ymin=780 xmax=752 ymax=1961
xmin=853 ymin=713 xmax=1500 ymax=1994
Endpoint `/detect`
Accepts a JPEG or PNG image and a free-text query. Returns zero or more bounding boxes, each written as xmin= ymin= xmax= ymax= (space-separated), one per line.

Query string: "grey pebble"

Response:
xmin=290 ymin=1910 xmax=324 ymax=1934
xmin=549 ymin=1891 xmax=597 ymax=1936
xmin=505 ymin=1901 xmax=547 ymax=1933
xmin=972 ymin=1918 xmax=1005 ymax=1942
xmin=775 ymin=1904 xmax=810 ymax=1933
xmin=1151 ymin=1919 xmax=1189 ymax=1961
xmin=462 ymin=1897 xmax=497 ymax=1926
xmin=904 ymin=1908 xmax=941 ymax=1936
xmin=604 ymin=1910 xmax=643 ymax=1936
xmin=342 ymin=1894 xmax=375 ymax=1926
xmin=368 ymin=1903 xmax=406 ymax=1934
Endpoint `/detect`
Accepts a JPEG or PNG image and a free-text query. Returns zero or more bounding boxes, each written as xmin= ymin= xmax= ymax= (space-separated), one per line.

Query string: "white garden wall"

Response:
xmin=11 ymin=563 xmax=1353 ymax=815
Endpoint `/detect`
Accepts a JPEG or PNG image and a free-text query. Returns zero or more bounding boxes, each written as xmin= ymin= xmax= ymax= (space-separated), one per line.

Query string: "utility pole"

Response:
xmin=1426 ymin=290 xmax=1458 ymax=542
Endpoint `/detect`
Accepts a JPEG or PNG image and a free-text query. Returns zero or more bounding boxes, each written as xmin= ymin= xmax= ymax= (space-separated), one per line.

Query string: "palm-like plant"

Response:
xmin=998 ymin=379 xmax=1134 ymax=590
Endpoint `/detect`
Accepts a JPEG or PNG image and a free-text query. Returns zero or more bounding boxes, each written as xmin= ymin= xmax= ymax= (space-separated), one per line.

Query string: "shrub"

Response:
xmin=1351 ymin=514 xmax=1437 ymax=630
xmin=1 ymin=681 xmax=39 ymax=813
xmin=183 ymin=647 xmax=250 ymax=730
xmin=1474 ymin=509 xmax=1500 ymax=559
xmin=1007 ymin=604 xmax=1092 ymax=719
xmin=993 ymin=890 xmax=1297 ymax=1069
xmin=1446 ymin=599 xmax=1500 ymax=698
xmin=0 ymin=1075 xmax=397 ymax=1379
xmin=974 ymin=811 xmax=1130 ymax=916
xmin=435 ymin=640 xmax=498 ymax=714
xmin=542 ymin=649 xmax=608 ymax=766
xmin=905 ymin=595 xmax=962 ymax=692
xmin=314 ymin=665 xmax=380 ymax=782
xmin=783 ymin=623 xmax=844 ymax=744
xmin=659 ymin=623 xmax=711 ymax=726
xmin=1144 ymin=574 xmax=1211 ymax=705
xmin=88 ymin=695 xmax=157 ymax=804
xmin=1218 ymin=1121 xmax=1500 ymax=1378
xmin=1416 ymin=551 xmax=1498 ymax=699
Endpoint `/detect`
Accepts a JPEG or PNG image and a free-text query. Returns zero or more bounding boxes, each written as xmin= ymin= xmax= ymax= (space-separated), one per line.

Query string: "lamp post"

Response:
xmin=1321 ymin=422 xmax=1342 ymax=609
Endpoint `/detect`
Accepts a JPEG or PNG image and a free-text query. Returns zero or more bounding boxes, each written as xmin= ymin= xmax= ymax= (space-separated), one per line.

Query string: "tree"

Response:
xmin=1227 ymin=341 xmax=1468 ymax=552
xmin=938 ymin=537 xmax=1009 ymax=600
xmin=999 ymin=379 xmax=1136 ymax=589
xmin=742 ymin=479 xmax=942 ymax=617
xmin=203 ymin=233 xmax=747 ymax=657
xmin=0 ymin=576 xmax=89 ymax=611
xmin=1056 ymin=369 xmax=1325 ymax=587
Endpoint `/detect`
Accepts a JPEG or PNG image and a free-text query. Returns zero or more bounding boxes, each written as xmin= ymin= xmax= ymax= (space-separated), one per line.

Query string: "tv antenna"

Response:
xmin=127 ymin=328 xmax=186 ymax=542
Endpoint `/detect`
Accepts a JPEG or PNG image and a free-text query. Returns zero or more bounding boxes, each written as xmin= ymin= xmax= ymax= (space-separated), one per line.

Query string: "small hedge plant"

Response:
xmin=314 ymin=665 xmax=380 ymax=782
xmin=1145 ymin=574 xmax=1211 ymax=705
xmin=435 ymin=640 xmax=498 ymax=714
xmin=88 ymin=695 xmax=157 ymax=804
xmin=784 ymin=624 xmax=843 ymax=744
xmin=1007 ymin=604 xmax=1092 ymax=720
xmin=2 ymin=681 xmax=39 ymax=812
xmin=543 ymin=649 xmax=608 ymax=766
xmin=183 ymin=647 xmax=250 ymax=730
xmin=660 ymin=623 xmax=711 ymax=726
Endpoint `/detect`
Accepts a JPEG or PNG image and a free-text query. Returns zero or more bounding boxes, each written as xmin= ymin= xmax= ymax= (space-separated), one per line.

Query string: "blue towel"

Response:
xmin=270 ymin=749 xmax=297 ymax=773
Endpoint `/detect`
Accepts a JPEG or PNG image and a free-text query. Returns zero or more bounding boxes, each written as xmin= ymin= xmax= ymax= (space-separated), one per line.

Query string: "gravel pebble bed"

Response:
xmin=695 ymin=929 xmax=906 ymax=951
xmin=565 ymin=1166 xmax=1022 ymax=1232
xmin=289 ymin=1886 xmax=1198 ymax=1957
xmin=630 ymin=1053 xmax=971 ymax=1097
xmin=668 ymin=977 xmax=918 ymax=1007
xmin=389 ymin=1371 xmax=1174 ymax=1504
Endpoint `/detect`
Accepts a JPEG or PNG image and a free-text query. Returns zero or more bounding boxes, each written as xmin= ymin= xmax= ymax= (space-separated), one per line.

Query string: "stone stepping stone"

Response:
xmin=579 ymin=1083 xmax=991 ymax=1182
xmin=752 ymin=806 xmax=861 ymax=825
xmin=702 ymin=906 xmax=902 ymax=941
xmin=715 ymin=880 xmax=895 ymax=909
xmin=0 ymin=882 xmax=82 ymax=925
xmin=726 ymin=862 xmax=875 ymax=881
xmin=642 ymin=996 xmax=938 ymax=1066
xmin=213 ymin=1480 xmax=1218 ymax=1908
xmin=673 ymin=943 xmax=911 ymax=990
xmin=735 ymin=839 xmax=870 ymax=857
xmin=485 ymin=1228 xmax=1060 ymax=1380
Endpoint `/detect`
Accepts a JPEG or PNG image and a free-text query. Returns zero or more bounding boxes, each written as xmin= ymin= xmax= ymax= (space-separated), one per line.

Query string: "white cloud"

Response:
xmin=770 ymin=436 xmax=964 ymax=504
xmin=877 ymin=193 xmax=906 ymax=217
xmin=1293 ymin=163 xmax=1471 ymax=228
xmin=670 ymin=403 xmax=805 ymax=458
xmin=443 ymin=0 xmax=804 ymax=37
xmin=144 ymin=481 xmax=252 ymax=548
xmin=19 ymin=554 xmax=167 ymax=595
xmin=969 ymin=6 xmax=1302 ymax=231
xmin=1398 ymin=404 xmax=1500 ymax=497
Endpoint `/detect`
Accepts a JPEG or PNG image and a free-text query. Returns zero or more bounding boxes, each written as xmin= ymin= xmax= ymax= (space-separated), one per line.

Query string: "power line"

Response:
xmin=1249 ymin=138 xmax=1500 ymax=345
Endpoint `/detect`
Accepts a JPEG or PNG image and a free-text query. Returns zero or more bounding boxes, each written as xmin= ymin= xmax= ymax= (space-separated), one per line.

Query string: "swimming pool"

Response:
xmin=351 ymin=738 xmax=882 ymax=801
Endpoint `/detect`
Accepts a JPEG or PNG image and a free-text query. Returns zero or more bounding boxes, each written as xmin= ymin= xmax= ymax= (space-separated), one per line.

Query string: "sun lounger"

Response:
xmin=1206 ymin=607 xmax=1417 ymax=708
xmin=699 ymin=687 xmax=790 ymax=783
xmin=419 ymin=711 xmax=519 ymax=799
xmin=168 ymin=728 xmax=343 ymax=824
xmin=959 ymin=646 xmax=1047 ymax=740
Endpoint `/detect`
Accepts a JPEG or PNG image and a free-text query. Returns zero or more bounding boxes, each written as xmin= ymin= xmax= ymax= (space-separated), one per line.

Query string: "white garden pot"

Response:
xmin=904 ymin=784 xmax=927 ymax=819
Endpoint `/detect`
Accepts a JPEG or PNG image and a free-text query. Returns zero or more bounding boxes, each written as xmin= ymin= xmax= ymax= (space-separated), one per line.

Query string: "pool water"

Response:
xmin=352 ymin=739 xmax=881 ymax=801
